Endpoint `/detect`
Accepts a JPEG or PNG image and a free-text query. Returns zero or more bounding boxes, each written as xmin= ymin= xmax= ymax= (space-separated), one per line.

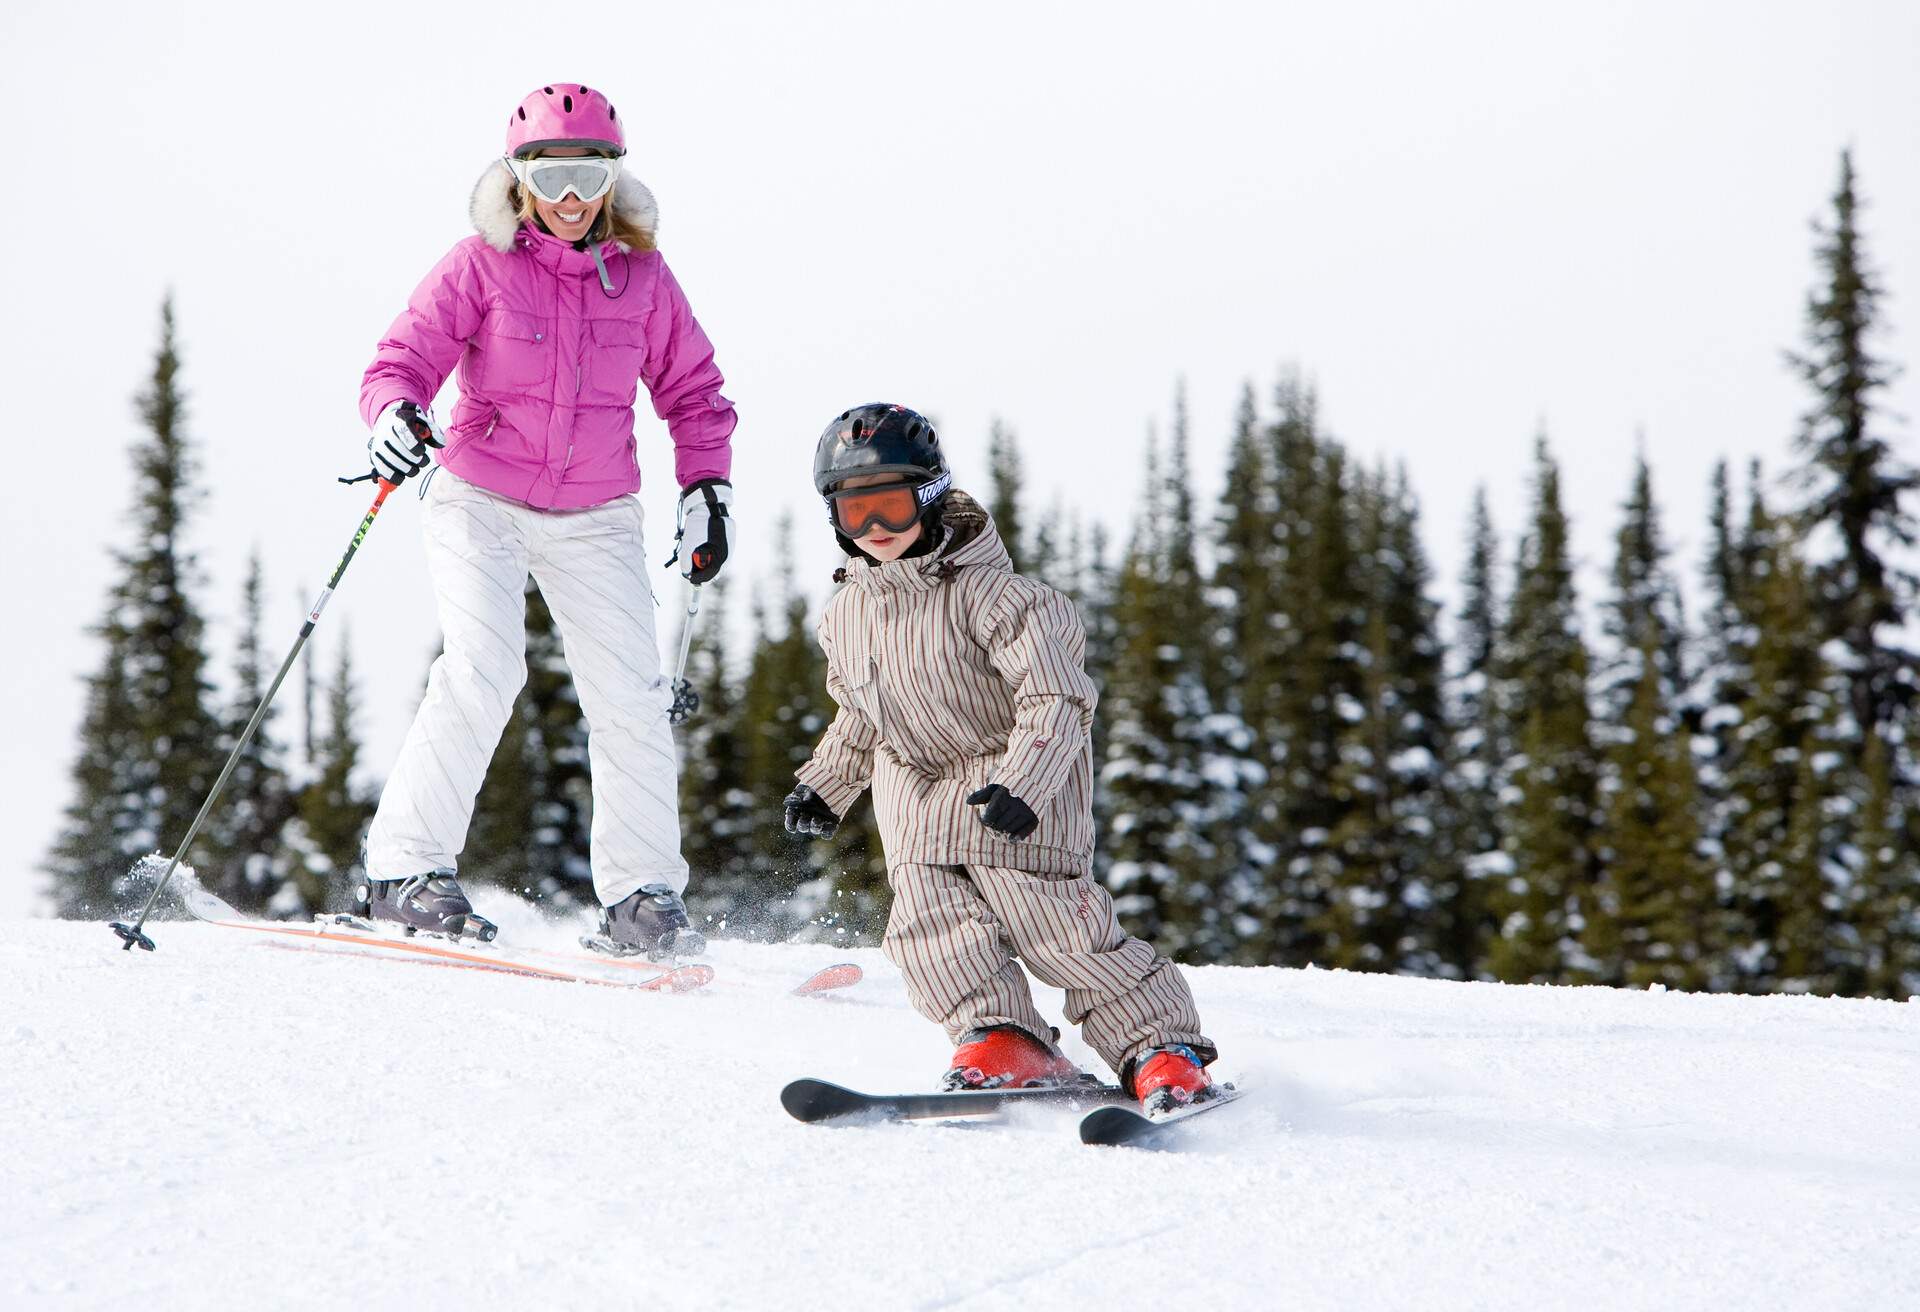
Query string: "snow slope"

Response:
xmin=3 ymin=906 xmax=1917 ymax=1312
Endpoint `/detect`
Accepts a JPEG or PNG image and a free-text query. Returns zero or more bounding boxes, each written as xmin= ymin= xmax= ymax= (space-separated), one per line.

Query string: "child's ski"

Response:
xmin=1078 ymin=1086 xmax=1244 ymax=1148
xmin=781 ymin=1077 xmax=1127 ymax=1125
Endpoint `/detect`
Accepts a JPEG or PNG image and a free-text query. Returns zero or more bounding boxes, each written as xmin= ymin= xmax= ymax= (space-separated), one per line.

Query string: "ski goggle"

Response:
xmin=505 ymin=154 xmax=621 ymax=204
xmin=826 ymin=470 xmax=952 ymax=538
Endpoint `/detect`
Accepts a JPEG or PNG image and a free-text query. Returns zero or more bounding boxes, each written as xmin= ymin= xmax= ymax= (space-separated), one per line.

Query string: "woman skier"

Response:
xmin=784 ymin=404 xmax=1220 ymax=1114
xmin=355 ymin=82 xmax=734 ymax=958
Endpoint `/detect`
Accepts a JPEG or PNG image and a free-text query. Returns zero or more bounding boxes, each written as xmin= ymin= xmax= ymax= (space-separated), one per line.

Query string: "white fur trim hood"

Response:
xmin=468 ymin=160 xmax=660 ymax=254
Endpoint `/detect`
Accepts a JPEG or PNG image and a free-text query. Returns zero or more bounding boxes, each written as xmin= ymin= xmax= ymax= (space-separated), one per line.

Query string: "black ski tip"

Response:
xmin=781 ymin=1078 xmax=881 ymax=1124
xmin=1079 ymin=1106 xmax=1162 ymax=1147
xmin=109 ymin=921 xmax=156 ymax=952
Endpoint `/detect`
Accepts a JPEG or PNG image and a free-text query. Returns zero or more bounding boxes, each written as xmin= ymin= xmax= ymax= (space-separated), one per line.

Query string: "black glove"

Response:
xmin=368 ymin=400 xmax=446 ymax=482
xmin=672 ymin=479 xmax=733 ymax=584
xmin=966 ymin=785 xmax=1039 ymax=840
xmin=783 ymin=784 xmax=840 ymax=838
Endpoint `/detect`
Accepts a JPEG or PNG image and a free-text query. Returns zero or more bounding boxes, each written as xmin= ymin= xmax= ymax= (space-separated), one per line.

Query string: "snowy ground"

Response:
xmin=4 ymin=906 xmax=1917 ymax=1312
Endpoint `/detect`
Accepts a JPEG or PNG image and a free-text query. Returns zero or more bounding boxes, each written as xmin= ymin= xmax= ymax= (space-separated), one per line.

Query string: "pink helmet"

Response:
xmin=505 ymin=83 xmax=625 ymax=159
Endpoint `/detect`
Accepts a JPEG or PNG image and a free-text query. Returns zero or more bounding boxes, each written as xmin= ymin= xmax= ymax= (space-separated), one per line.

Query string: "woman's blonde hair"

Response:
xmin=512 ymin=177 xmax=656 ymax=253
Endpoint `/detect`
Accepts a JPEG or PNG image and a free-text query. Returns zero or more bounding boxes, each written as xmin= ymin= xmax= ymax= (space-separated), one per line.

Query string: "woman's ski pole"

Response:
xmin=110 ymin=476 xmax=403 ymax=951
xmin=668 ymin=583 xmax=702 ymax=725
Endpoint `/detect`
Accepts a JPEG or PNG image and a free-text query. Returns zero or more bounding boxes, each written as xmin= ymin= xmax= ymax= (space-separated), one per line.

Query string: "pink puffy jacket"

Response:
xmin=360 ymin=163 xmax=734 ymax=509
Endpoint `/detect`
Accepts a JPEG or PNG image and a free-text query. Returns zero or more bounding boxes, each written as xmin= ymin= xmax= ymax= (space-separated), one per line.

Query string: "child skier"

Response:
xmin=355 ymin=83 xmax=735 ymax=957
xmin=785 ymin=404 xmax=1219 ymax=1114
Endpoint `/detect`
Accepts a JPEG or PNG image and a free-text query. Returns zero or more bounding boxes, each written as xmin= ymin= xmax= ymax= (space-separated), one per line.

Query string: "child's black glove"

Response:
xmin=783 ymin=785 xmax=840 ymax=838
xmin=966 ymin=785 xmax=1039 ymax=840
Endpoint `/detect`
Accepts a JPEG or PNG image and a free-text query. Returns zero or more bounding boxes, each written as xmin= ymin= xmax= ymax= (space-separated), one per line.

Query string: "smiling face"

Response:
xmin=837 ymin=472 xmax=925 ymax=562
xmin=526 ymin=146 xmax=605 ymax=242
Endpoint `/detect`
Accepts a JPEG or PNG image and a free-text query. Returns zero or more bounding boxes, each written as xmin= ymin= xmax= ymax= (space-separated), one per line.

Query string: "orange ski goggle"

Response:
xmin=826 ymin=471 xmax=951 ymax=538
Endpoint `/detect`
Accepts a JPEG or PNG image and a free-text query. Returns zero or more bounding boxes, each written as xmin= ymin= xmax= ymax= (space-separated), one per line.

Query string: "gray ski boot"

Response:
xmin=354 ymin=869 xmax=497 ymax=942
xmin=585 ymin=884 xmax=707 ymax=962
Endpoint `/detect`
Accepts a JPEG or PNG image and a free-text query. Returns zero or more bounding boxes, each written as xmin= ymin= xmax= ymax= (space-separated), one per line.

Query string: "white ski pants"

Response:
xmin=365 ymin=470 xmax=687 ymax=904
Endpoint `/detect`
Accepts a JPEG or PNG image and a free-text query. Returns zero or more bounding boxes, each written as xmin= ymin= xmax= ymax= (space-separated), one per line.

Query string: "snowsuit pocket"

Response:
xmin=586 ymin=317 xmax=647 ymax=403
xmin=470 ymin=309 xmax=548 ymax=394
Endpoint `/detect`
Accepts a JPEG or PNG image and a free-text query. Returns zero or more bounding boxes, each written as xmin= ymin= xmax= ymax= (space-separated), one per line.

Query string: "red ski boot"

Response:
xmin=942 ymin=1025 xmax=1082 ymax=1091
xmin=1131 ymin=1044 xmax=1215 ymax=1116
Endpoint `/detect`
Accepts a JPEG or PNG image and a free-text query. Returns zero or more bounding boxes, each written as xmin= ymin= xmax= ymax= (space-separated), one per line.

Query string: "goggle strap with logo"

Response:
xmin=915 ymin=470 xmax=953 ymax=506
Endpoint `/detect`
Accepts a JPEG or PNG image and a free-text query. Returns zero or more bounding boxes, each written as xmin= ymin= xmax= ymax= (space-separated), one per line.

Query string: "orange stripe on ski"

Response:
xmin=202 ymin=918 xmax=711 ymax=992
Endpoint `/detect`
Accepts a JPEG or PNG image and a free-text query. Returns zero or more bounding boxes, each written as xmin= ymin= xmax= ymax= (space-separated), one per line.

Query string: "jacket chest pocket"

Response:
xmin=836 ymin=647 xmax=888 ymax=737
xmin=586 ymin=317 xmax=647 ymax=403
xmin=471 ymin=309 xmax=549 ymax=394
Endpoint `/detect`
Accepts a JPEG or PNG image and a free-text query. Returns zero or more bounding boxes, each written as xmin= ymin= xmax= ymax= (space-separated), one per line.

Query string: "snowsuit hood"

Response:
xmin=798 ymin=492 xmax=1100 ymax=876
xmin=358 ymin=162 xmax=732 ymax=510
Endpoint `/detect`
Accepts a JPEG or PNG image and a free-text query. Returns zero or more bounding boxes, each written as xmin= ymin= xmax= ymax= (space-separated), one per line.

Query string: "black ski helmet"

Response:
xmin=813 ymin=403 xmax=947 ymax=495
xmin=814 ymin=403 xmax=954 ymax=557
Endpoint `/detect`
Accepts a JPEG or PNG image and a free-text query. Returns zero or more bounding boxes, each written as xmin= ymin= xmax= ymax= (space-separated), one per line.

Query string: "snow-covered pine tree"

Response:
xmin=1692 ymin=458 xmax=1751 ymax=986
xmin=1719 ymin=482 xmax=1847 ymax=992
xmin=1782 ymin=151 xmax=1920 ymax=997
xmin=1240 ymin=373 xmax=1359 ymax=966
xmin=48 ymin=297 xmax=221 ymax=918
xmin=1847 ymin=730 xmax=1918 ymax=998
xmin=743 ymin=516 xmax=860 ymax=937
xmin=519 ymin=582 xmax=594 ymax=906
xmin=464 ymin=593 xmax=541 ymax=898
xmin=1325 ymin=464 xmax=1455 ymax=975
xmin=1288 ymin=436 xmax=1368 ymax=969
xmin=1446 ymin=486 xmax=1504 ymax=977
xmin=1487 ymin=435 xmax=1600 ymax=983
xmin=1787 ymin=150 xmax=1917 ymax=774
xmin=1201 ymin=383 xmax=1275 ymax=964
xmin=671 ymin=580 xmax=759 ymax=937
xmin=203 ymin=551 xmax=298 ymax=914
xmin=1100 ymin=432 xmax=1193 ymax=946
xmin=1586 ymin=453 xmax=1714 ymax=987
xmin=986 ymin=417 xmax=1025 ymax=573
xmin=292 ymin=634 xmax=375 ymax=911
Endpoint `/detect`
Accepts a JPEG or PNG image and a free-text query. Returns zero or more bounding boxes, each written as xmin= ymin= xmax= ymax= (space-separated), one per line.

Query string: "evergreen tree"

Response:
xmin=292 ymin=634 xmax=375 ymax=911
xmin=986 ymin=418 xmax=1025 ymax=572
xmin=1321 ymin=466 xmax=1453 ymax=973
xmin=1099 ymin=420 xmax=1220 ymax=956
xmin=1200 ymin=383 xmax=1274 ymax=963
xmin=48 ymin=297 xmax=220 ymax=917
xmin=1596 ymin=448 xmax=1689 ymax=723
xmin=465 ymin=595 xmax=540 ymax=897
xmin=1447 ymin=486 xmax=1504 ymax=976
xmin=740 ymin=517 xmax=878 ymax=939
xmin=1028 ymin=494 xmax=1065 ymax=590
xmin=521 ymin=582 xmax=593 ymax=906
xmin=1587 ymin=454 xmax=1714 ymax=986
xmin=1284 ymin=433 xmax=1367 ymax=968
xmin=1719 ymin=489 xmax=1846 ymax=991
xmin=47 ymin=634 xmax=140 ymax=915
xmin=674 ymin=581 xmax=761 ymax=936
xmin=204 ymin=551 xmax=298 ymax=914
xmin=1847 ymin=730 xmax=1919 ymax=998
xmin=1588 ymin=634 xmax=1715 ymax=988
xmin=1242 ymin=372 xmax=1355 ymax=966
xmin=1487 ymin=436 xmax=1599 ymax=983
xmin=460 ymin=579 xmax=594 ymax=907
xmin=1787 ymin=150 xmax=1917 ymax=765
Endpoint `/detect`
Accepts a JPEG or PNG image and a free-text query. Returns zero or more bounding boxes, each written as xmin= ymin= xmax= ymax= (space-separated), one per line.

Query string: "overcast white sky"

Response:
xmin=4 ymin=0 xmax=1917 ymax=918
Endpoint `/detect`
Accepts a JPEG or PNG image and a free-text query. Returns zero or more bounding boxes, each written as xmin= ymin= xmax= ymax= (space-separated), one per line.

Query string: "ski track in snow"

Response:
xmin=3 ymin=912 xmax=1918 ymax=1312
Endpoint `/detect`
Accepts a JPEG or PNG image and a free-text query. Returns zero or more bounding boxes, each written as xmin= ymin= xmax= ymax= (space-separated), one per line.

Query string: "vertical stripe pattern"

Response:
xmin=366 ymin=470 xmax=687 ymax=903
xmin=795 ymin=493 xmax=1099 ymax=876
xmin=886 ymin=862 xmax=1214 ymax=1075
